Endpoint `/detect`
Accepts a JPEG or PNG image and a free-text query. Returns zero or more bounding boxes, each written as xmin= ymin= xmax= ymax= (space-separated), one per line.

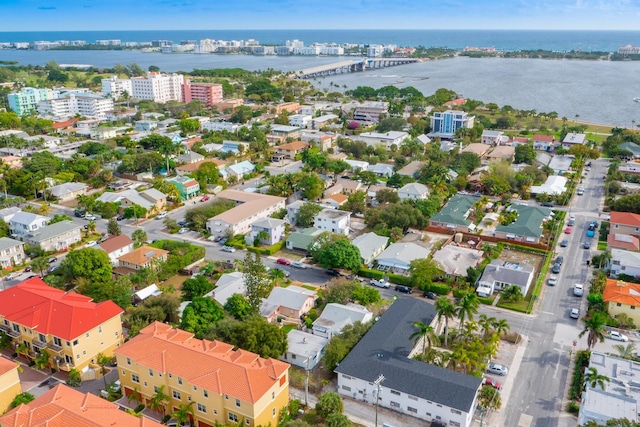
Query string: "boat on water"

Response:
xmin=635 ymin=97 xmax=640 ymax=103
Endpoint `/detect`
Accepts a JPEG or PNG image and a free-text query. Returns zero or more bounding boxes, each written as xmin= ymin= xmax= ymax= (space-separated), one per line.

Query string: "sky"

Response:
xmin=1 ymin=0 xmax=640 ymax=31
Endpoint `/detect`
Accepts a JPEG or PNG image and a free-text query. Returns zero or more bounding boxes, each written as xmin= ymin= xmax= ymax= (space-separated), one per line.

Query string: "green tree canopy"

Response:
xmin=181 ymin=275 xmax=215 ymax=301
xmin=310 ymin=233 xmax=361 ymax=271
xmin=60 ymin=248 xmax=113 ymax=286
xmin=514 ymin=144 xmax=537 ymax=164
xmin=410 ymin=258 xmax=444 ymax=290
xmin=296 ymin=202 xmax=323 ymax=227
xmin=224 ymin=294 xmax=253 ymax=320
xmin=204 ymin=316 xmax=287 ymax=358
xmin=180 ymin=296 xmax=225 ymax=338
xmin=316 ymin=392 xmax=344 ymax=418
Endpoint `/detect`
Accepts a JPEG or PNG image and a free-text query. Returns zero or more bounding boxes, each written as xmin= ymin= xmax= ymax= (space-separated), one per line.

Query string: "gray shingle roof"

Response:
xmin=335 ymin=298 xmax=481 ymax=412
xmin=24 ymin=221 xmax=82 ymax=243
xmin=479 ymin=259 xmax=534 ymax=288
xmin=0 ymin=237 xmax=23 ymax=252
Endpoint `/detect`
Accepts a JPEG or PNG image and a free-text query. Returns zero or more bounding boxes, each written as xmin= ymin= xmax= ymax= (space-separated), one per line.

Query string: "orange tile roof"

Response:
xmin=603 ymin=279 xmax=640 ymax=307
xmin=278 ymin=141 xmax=309 ymax=151
xmin=324 ymin=193 xmax=348 ymax=205
xmin=0 ymin=356 xmax=18 ymax=376
xmin=115 ymin=322 xmax=289 ymax=404
xmin=98 ymin=234 xmax=134 ymax=254
xmin=52 ymin=118 xmax=78 ymax=130
xmin=117 ymin=245 xmax=168 ymax=267
xmin=607 ymin=233 xmax=640 ymax=251
xmin=176 ymin=158 xmax=226 ymax=173
xmin=444 ymin=98 xmax=467 ymax=107
xmin=0 ymin=277 xmax=123 ymax=341
xmin=0 ymin=383 xmax=164 ymax=427
xmin=610 ymin=211 xmax=640 ymax=228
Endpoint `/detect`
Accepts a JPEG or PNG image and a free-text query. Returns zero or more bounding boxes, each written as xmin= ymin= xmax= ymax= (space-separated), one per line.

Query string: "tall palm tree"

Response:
xmin=96 ymin=352 xmax=112 ymax=390
xmin=148 ymin=385 xmax=169 ymax=416
xmin=478 ymin=314 xmax=496 ymax=338
xmin=269 ymin=268 xmax=286 ymax=285
xmin=613 ymin=343 xmax=637 ymax=360
xmin=579 ymin=313 xmax=607 ymax=350
xmin=492 ymin=318 xmax=510 ymax=338
xmin=410 ymin=321 xmax=439 ymax=361
xmin=172 ymin=402 xmax=194 ymax=426
xmin=584 ymin=367 xmax=610 ymax=391
xmin=435 ymin=297 xmax=456 ymax=347
xmin=456 ymin=292 xmax=479 ymax=331
xmin=31 ymin=257 xmax=50 ymax=278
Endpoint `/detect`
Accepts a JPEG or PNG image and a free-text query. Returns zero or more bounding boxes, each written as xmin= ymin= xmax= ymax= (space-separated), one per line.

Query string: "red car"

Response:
xmin=201 ymin=195 xmax=210 ymax=202
xmin=564 ymin=227 xmax=572 ymax=234
xmin=276 ymin=258 xmax=291 ymax=266
xmin=482 ymin=377 xmax=503 ymax=390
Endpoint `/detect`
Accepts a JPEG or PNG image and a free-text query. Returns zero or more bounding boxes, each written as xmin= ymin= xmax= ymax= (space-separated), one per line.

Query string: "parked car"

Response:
xmin=395 ymin=285 xmax=413 ymax=294
xmin=46 ymin=265 xmax=58 ymax=275
xmin=47 ymin=257 xmax=57 ymax=264
xmin=424 ymin=291 xmax=438 ymax=299
xmin=84 ymin=214 xmax=97 ymax=221
xmin=609 ymin=331 xmax=629 ymax=342
xmin=370 ymin=279 xmax=390 ymax=288
xmin=291 ymin=261 xmax=307 ymax=269
xmin=274 ymin=267 xmax=290 ymax=277
xmin=221 ymin=246 xmax=236 ymax=253
xmin=586 ymin=229 xmax=595 ymax=238
xmin=116 ymin=215 xmax=124 ymax=221
xmin=482 ymin=377 xmax=503 ymax=390
xmin=590 ymin=221 xmax=599 ymax=229
xmin=74 ymin=209 xmax=85 ymax=218
xmin=487 ymin=363 xmax=509 ymax=376
xmin=326 ymin=269 xmax=342 ymax=277
xmin=569 ymin=214 xmax=576 ymax=222
xmin=577 ymin=187 xmax=585 ymax=195
xmin=548 ymin=276 xmax=558 ymax=286
xmin=564 ymin=227 xmax=572 ymax=234
xmin=84 ymin=241 xmax=97 ymax=248
xmin=213 ymin=236 xmax=223 ymax=242
xmin=178 ymin=227 xmax=189 ymax=234
xmin=560 ymin=239 xmax=569 ymax=247
xmin=201 ymin=195 xmax=210 ymax=202
xmin=541 ymin=202 xmax=554 ymax=207
xmin=24 ymin=266 xmax=32 ymax=272
xmin=276 ymin=258 xmax=291 ymax=266
xmin=552 ymin=263 xmax=561 ymax=274
xmin=567 ymin=219 xmax=575 ymax=226
xmin=573 ymin=283 xmax=584 ymax=297
xmin=583 ymin=241 xmax=591 ymax=249
xmin=156 ymin=212 xmax=167 ymax=220
xmin=570 ymin=308 xmax=580 ymax=319
xmin=555 ymin=255 xmax=564 ymax=265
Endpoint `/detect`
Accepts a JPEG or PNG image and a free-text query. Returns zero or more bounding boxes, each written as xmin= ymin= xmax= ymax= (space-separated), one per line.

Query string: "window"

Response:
xmin=617 ymin=303 xmax=622 ymax=307
xmin=342 ymin=374 xmax=352 ymax=380
xmin=12 ymin=324 xmax=19 ymax=333
xmin=131 ymin=374 xmax=139 ymax=383
xmin=187 ymin=396 xmax=191 ymax=402
xmin=203 ymin=390 xmax=208 ymax=398
xmin=82 ymin=350 xmax=86 ymax=355
xmin=38 ymin=333 xmax=46 ymax=342
xmin=235 ymin=398 xmax=241 ymax=407
xmin=451 ymin=409 xmax=462 ymax=415
xmin=122 ymin=370 xmax=126 ymax=375
xmin=291 ymin=354 xmax=296 ymax=359
xmin=73 ymin=339 xmax=78 ymax=345
xmin=85 ymin=333 xmax=89 ymax=338
xmin=390 ymin=390 xmax=401 ymax=396
xmin=213 ymin=409 xmax=218 ymax=415
xmin=197 ymin=403 xmax=206 ymax=413
xmin=272 ymin=408 xmax=276 ymax=417
xmin=149 ymin=369 xmax=154 ymax=377
xmin=408 ymin=407 xmax=417 ymax=413
xmin=437 ymin=404 xmax=442 ymax=408
xmin=408 ymin=395 xmax=418 ymax=401
xmin=341 ymin=386 xmax=351 ymax=392
xmin=172 ymin=390 xmax=181 ymax=399
xmin=390 ymin=401 xmax=400 ymax=408
xmin=178 ymin=377 xmax=183 ymax=385
xmin=228 ymin=413 xmax=238 ymax=422
xmin=451 ymin=422 xmax=461 ymax=427
xmin=98 ymin=326 xmax=102 ymax=333
xmin=144 ymin=382 xmax=147 ymax=387
xmin=225 ymin=395 xmax=229 ymax=400
xmin=126 ymin=358 xmax=131 ymax=365
xmin=272 ymin=392 xmax=275 ymax=400
xmin=246 ymin=420 xmax=250 ymax=426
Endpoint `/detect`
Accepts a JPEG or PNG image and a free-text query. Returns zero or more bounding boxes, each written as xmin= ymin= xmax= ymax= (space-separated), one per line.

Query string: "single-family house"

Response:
xmin=487 ymin=146 xmax=515 ymax=163
xmin=260 ymin=285 xmax=318 ymax=323
xmin=226 ymin=160 xmax=255 ymax=179
xmin=610 ymin=212 xmax=640 ymax=237
xmin=9 ymin=212 xmax=50 ymax=236
xmin=578 ymin=353 xmax=640 ymax=426
xmin=333 ymin=178 xmax=363 ymax=195
xmin=281 ymin=330 xmax=327 ymax=369
xmin=429 ymin=195 xmax=476 ymax=232
xmin=533 ymin=134 xmax=555 ymax=151
xmin=314 ymin=209 xmax=351 ymax=235
xmin=0 ymin=156 xmax=22 ymax=169
xmin=355 ymin=131 xmax=409 ymax=149
xmin=432 ymin=244 xmax=484 ymax=281
xmin=352 ymin=232 xmax=389 ymax=265
xmin=48 ymin=182 xmax=88 ymax=202
xmin=322 ymin=193 xmax=348 ymax=209
xmin=206 ymin=190 xmax=285 ymax=236
xmin=268 ymin=125 xmax=302 ymax=144
xmin=286 ymin=200 xmax=322 ymax=225
xmin=166 ymin=176 xmax=200 ymax=200
xmin=176 ymin=158 xmax=226 ymax=176
xmin=511 ymin=136 xmax=530 ymax=146
xmin=312 ymin=303 xmax=373 ymax=339
xmin=368 ymin=163 xmax=394 ymax=177
xmin=21 ymin=221 xmax=82 ymax=252
xmin=286 ymin=227 xmax=324 ymax=252
xmin=0 ymin=207 xmax=20 ymax=224
xmin=398 ymin=182 xmax=429 ymax=200
xmin=548 ymin=155 xmax=574 ymax=175
xmin=609 ymin=249 xmax=640 ymax=278
xmin=397 ymin=161 xmax=425 ymax=178
xmin=530 ymin=175 xmax=568 ymax=196
xmin=96 ymin=188 xmax=167 ymax=212
xmin=561 ymin=133 xmax=587 ymax=149
xmin=176 ymin=151 xmax=205 ymax=164
xmin=98 ymin=234 xmax=135 ymax=266
xmin=375 ymin=242 xmax=430 ymax=272
xmin=477 ymin=259 xmax=535 ymax=296
xmin=336 ymin=298 xmax=481 ymax=426
xmin=117 ymin=245 xmax=169 ymax=271
xmin=461 ymin=143 xmax=490 ymax=159
xmin=275 ymin=141 xmax=310 ymax=160
xmin=289 ymin=114 xmax=313 ymax=128
xmin=494 ymin=204 xmax=552 ymax=244
xmin=134 ymin=120 xmax=158 ymax=132
xmin=603 ymin=279 xmax=640 ymax=327
xmin=206 ymin=272 xmax=246 ymax=306
xmin=481 ymin=130 xmax=504 ymax=145
xmin=245 ymin=217 xmax=286 ymax=246
xmin=607 ymin=233 xmax=640 ymax=251
xmin=0 ymin=237 xmax=26 ymax=269
xmin=344 ymin=159 xmax=369 ymax=172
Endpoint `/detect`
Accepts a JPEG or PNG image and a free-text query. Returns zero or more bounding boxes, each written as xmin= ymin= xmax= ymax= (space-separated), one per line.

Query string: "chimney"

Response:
xmin=303 ymin=337 xmax=307 ymax=344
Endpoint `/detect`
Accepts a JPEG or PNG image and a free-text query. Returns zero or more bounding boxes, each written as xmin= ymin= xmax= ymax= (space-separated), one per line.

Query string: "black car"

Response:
xmin=424 ymin=291 xmax=437 ymax=299
xmin=555 ymin=255 xmax=564 ymax=265
xmin=74 ymin=209 xmax=86 ymax=218
xmin=584 ymin=241 xmax=592 ymax=249
xmin=560 ymin=239 xmax=569 ymax=247
xmin=541 ymin=202 xmax=554 ymax=207
xmin=395 ymin=285 xmax=413 ymax=294
xmin=552 ymin=263 xmax=561 ymax=274
xmin=116 ymin=215 xmax=124 ymax=221
xmin=326 ymin=269 xmax=342 ymax=277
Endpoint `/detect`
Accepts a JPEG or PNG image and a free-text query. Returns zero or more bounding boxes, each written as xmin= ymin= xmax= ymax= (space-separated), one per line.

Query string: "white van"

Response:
xmin=573 ymin=283 xmax=584 ymax=296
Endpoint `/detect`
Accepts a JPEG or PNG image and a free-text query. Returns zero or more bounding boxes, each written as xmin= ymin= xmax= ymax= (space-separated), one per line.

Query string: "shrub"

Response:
xmin=569 ymin=350 xmax=591 ymax=401
xmin=357 ymin=268 xmax=384 ymax=280
xmin=452 ymin=288 xmax=469 ymax=298
xmin=566 ymin=401 xmax=580 ymax=415
xmin=428 ymin=283 xmax=451 ymax=295
xmin=388 ymin=274 xmax=412 ymax=286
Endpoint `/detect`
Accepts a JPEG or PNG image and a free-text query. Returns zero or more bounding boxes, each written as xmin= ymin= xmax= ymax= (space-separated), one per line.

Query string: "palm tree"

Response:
xmin=87 ymin=220 xmax=96 ymax=234
xmin=584 ymin=367 xmax=610 ymax=391
xmin=96 ymin=352 xmax=112 ymax=390
xmin=492 ymin=318 xmax=510 ymax=338
xmin=269 ymin=268 xmax=286 ymax=285
xmin=456 ymin=292 xmax=479 ymax=331
xmin=613 ymin=342 xmax=636 ymax=360
xmin=38 ymin=203 xmax=50 ymax=216
xmin=148 ymin=385 xmax=169 ymax=416
xmin=31 ymin=257 xmax=50 ymax=278
xmin=410 ymin=321 xmax=439 ymax=361
xmin=478 ymin=314 xmax=496 ymax=338
xmin=33 ymin=349 xmax=50 ymax=370
xmin=435 ymin=297 xmax=456 ymax=347
xmin=256 ymin=230 xmax=270 ymax=245
xmin=172 ymin=402 xmax=194 ymax=426
xmin=579 ymin=313 xmax=607 ymax=350
xmin=127 ymin=387 xmax=142 ymax=406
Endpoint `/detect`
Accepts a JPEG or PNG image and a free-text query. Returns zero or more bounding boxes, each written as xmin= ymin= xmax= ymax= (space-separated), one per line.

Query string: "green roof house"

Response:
xmin=286 ymin=227 xmax=324 ymax=252
xmin=166 ymin=176 xmax=200 ymax=201
xmin=494 ymin=204 xmax=553 ymax=244
xmin=430 ymin=195 xmax=477 ymax=232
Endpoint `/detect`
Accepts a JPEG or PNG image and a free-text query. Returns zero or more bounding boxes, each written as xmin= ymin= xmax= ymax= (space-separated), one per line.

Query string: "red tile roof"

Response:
xmin=607 ymin=233 xmax=640 ymax=251
xmin=52 ymin=118 xmax=78 ymax=130
xmin=0 ymin=383 xmax=163 ymax=427
xmin=603 ymin=279 xmax=640 ymax=307
xmin=610 ymin=211 xmax=640 ymax=228
xmin=0 ymin=277 xmax=123 ymax=341
xmin=533 ymin=134 xmax=554 ymax=142
xmin=115 ymin=322 xmax=289 ymax=403
xmin=98 ymin=234 xmax=134 ymax=254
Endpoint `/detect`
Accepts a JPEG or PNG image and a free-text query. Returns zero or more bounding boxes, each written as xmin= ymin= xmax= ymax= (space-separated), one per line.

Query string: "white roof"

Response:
xmin=345 ymin=159 xmax=369 ymax=170
xmin=612 ymin=248 xmax=640 ymax=266
xmin=548 ymin=155 xmax=574 ymax=172
xmin=530 ymin=175 xmax=568 ymax=196
xmin=251 ymin=217 xmax=286 ymax=230
xmin=205 ymin=272 xmax=246 ymax=306
xmin=432 ymin=245 xmax=484 ymax=276
xmin=398 ymin=182 xmax=429 ymax=196
xmin=352 ymin=232 xmax=389 ymax=262
xmin=134 ymin=284 xmax=162 ymax=301
xmin=357 ymin=131 xmax=409 ymax=140
xmin=9 ymin=212 xmax=49 ymax=227
xmin=368 ymin=163 xmax=394 ymax=174
xmin=286 ymin=330 xmax=328 ymax=358
xmin=562 ymin=133 xmax=587 ymax=145
xmin=313 ymin=303 xmax=372 ymax=335
xmin=375 ymin=242 xmax=430 ymax=270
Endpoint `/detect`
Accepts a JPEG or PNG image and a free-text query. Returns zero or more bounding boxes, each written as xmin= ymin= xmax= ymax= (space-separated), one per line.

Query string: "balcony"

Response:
xmin=0 ymin=325 xmax=10 ymax=334
xmin=47 ymin=342 xmax=63 ymax=353
xmin=32 ymin=339 xmax=47 ymax=350
xmin=6 ymin=329 xmax=20 ymax=339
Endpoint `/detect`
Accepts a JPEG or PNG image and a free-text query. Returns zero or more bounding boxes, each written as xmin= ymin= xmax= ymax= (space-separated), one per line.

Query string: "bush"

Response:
xmin=569 ymin=350 xmax=591 ymax=401
xmin=428 ymin=283 xmax=451 ymax=295
xmin=357 ymin=268 xmax=384 ymax=280
xmin=566 ymin=401 xmax=580 ymax=415
xmin=388 ymin=274 xmax=412 ymax=286
xmin=452 ymin=287 xmax=469 ymax=298
xmin=134 ymin=404 xmax=145 ymax=413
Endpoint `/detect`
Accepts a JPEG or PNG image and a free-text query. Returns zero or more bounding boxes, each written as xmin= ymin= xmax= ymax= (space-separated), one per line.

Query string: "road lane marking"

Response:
xmin=541 ymin=311 xmax=555 ymax=315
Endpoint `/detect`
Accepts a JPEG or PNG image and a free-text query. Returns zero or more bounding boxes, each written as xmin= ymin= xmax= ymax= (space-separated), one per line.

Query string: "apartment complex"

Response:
xmin=8 ymin=87 xmax=57 ymax=116
xmin=38 ymin=93 xmax=114 ymax=119
xmin=206 ymin=190 xmax=285 ymax=236
xmin=101 ymin=75 xmax=133 ymax=100
xmin=115 ymin=322 xmax=290 ymax=427
xmin=182 ymin=79 xmax=223 ymax=107
xmin=0 ymin=357 xmax=21 ymax=413
xmin=0 ymin=277 xmax=123 ymax=372
xmin=428 ymin=110 xmax=475 ymax=140
xmin=131 ymin=72 xmax=185 ymax=103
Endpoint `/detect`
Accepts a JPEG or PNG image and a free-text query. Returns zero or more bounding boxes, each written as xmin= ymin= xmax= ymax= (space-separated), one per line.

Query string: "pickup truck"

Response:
xmin=370 ymin=279 xmax=390 ymax=288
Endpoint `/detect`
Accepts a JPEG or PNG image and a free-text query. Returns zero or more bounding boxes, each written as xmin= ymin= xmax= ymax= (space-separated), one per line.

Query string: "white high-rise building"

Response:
xmin=38 ymin=93 xmax=114 ymax=119
xmin=130 ymin=72 xmax=184 ymax=103
xmin=101 ymin=76 xmax=133 ymax=100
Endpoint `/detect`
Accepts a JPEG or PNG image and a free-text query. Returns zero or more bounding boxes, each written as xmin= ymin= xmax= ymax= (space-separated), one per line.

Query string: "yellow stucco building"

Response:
xmin=115 ymin=322 xmax=290 ymax=427
xmin=603 ymin=278 xmax=640 ymax=326
xmin=0 ymin=356 xmax=21 ymax=412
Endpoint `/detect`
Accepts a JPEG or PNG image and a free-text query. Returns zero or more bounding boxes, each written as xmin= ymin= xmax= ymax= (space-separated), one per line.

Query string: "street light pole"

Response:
xmin=305 ymin=356 xmax=310 ymax=407
xmin=373 ymin=374 xmax=385 ymax=427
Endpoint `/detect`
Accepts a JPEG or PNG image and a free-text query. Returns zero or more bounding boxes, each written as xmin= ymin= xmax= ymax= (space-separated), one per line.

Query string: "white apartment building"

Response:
xmin=313 ymin=209 xmax=351 ymax=236
xmin=355 ymin=131 xmax=409 ymax=149
xmin=38 ymin=93 xmax=114 ymax=119
xmin=130 ymin=72 xmax=184 ymax=103
xmin=289 ymin=114 xmax=313 ymax=128
xmin=101 ymin=76 xmax=133 ymax=100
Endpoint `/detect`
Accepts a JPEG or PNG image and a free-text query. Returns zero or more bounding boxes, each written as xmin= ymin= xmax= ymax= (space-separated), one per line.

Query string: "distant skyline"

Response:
xmin=1 ymin=0 xmax=640 ymax=31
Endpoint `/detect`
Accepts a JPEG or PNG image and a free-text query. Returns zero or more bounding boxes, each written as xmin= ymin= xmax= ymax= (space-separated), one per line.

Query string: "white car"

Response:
xmin=221 ymin=246 xmax=236 ymax=253
xmin=487 ymin=363 xmax=509 ymax=376
xmin=573 ymin=283 xmax=584 ymax=297
xmin=570 ymin=308 xmax=580 ymax=319
xmin=84 ymin=214 xmax=97 ymax=221
xmin=156 ymin=212 xmax=167 ymax=220
xmin=609 ymin=331 xmax=629 ymax=342
xmin=291 ymin=261 xmax=307 ymax=269
xmin=569 ymin=215 xmax=576 ymax=222
xmin=84 ymin=241 xmax=97 ymax=248
xmin=548 ymin=276 xmax=558 ymax=286
xmin=370 ymin=279 xmax=390 ymax=288
xmin=178 ymin=227 xmax=189 ymax=234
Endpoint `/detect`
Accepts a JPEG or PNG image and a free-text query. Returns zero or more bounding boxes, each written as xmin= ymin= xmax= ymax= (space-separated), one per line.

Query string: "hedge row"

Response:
xmin=569 ymin=350 xmax=591 ymax=401
xmin=247 ymin=241 xmax=285 ymax=256
xmin=358 ymin=268 xmax=384 ymax=280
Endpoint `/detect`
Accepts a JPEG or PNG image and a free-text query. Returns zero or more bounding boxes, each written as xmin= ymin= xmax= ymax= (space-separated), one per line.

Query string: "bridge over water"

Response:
xmin=294 ymin=58 xmax=421 ymax=79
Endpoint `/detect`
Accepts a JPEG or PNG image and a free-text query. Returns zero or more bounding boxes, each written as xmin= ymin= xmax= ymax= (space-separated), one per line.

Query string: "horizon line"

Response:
xmin=2 ymin=28 xmax=640 ymax=33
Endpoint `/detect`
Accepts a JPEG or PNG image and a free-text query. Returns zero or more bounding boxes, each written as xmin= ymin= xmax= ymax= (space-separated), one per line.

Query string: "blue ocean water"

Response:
xmin=1 ymin=30 xmax=640 ymax=52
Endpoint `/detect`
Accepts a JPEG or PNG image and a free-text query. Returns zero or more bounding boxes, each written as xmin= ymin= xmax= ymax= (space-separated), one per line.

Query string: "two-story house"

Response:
xmin=313 ymin=209 xmax=351 ymax=236
xmin=206 ymin=190 xmax=285 ymax=237
xmin=609 ymin=212 xmax=640 ymax=237
xmin=0 ymin=357 xmax=21 ymax=413
xmin=398 ymin=183 xmax=430 ymax=201
xmin=0 ymin=237 xmax=26 ymax=269
xmin=98 ymin=234 xmax=135 ymax=266
xmin=0 ymin=277 xmax=123 ymax=373
xmin=533 ymin=134 xmax=555 ymax=151
xmin=22 ymin=221 xmax=83 ymax=252
xmin=117 ymin=245 xmax=169 ymax=271
xmin=609 ymin=249 xmax=640 ymax=279
xmin=603 ymin=279 xmax=640 ymax=327
xmin=260 ymin=285 xmax=317 ymax=323
xmin=166 ymin=176 xmax=200 ymax=201
xmin=115 ymin=322 xmax=290 ymax=427
xmin=245 ymin=218 xmax=286 ymax=246
xmin=274 ymin=141 xmax=309 ymax=160
xmin=9 ymin=212 xmax=50 ymax=236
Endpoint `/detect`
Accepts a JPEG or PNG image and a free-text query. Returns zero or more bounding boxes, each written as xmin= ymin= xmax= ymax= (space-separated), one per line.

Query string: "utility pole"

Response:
xmin=304 ymin=356 xmax=310 ymax=407
xmin=373 ymin=374 xmax=385 ymax=427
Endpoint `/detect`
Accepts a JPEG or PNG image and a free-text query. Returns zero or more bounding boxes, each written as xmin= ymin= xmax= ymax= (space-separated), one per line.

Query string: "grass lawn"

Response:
xmin=478 ymin=295 xmax=496 ymax=305
xmin=597 ymin=241 xmax=608 ymax=251
xmin=301 ymin=284 xmax=318 ymax=291
xmin=496 ymin=298 xmax=530 ymax=313
xmin=282 ymin=325 xmax=296 ymax=334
